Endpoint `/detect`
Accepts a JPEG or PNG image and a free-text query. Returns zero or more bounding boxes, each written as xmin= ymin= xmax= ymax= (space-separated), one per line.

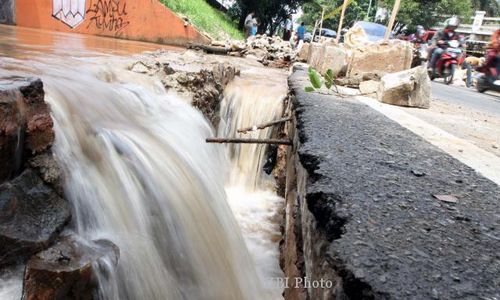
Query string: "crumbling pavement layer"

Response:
xmin=287 ymin=66 xmax=500 ymax=299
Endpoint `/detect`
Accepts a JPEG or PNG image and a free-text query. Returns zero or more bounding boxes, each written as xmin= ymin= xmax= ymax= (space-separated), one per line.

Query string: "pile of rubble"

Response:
xmin=190 ymin=34 xmax=296 ymax=68
xmin=128 ymin=50 xmax=239 ymax=127
xmin=300 ymin=25 xmax=431 ymax=109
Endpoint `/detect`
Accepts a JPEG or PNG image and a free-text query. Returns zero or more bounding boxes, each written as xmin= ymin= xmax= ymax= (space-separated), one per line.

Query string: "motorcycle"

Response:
xmin=476 ymin=75 xmax=500 ymax=92
xmin=429 ymin=40 xmax=464 ymax=85
xmin=411 ymin=43 xmax=429 ymax=68
xmin=476 ymin=49 xmax=500 ymax=93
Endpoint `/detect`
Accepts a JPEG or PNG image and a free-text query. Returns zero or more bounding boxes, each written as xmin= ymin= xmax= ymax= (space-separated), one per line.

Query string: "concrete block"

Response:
xmin=347 ymin=40 xmax=413 ymax=77
xmin=377 ymin=66 xmax=430 ymax=108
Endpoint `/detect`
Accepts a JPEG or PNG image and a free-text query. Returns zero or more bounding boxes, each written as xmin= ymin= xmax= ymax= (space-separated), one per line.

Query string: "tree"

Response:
xmin=379 ymin=0 xmax=473 ymax=34
xmin=472 ymin=0 xmax=499 ymax=16
xmin=301 ymin=0 xmax=374 ymax=32
xmin=231 ymin=0 xmax=308 ymax=35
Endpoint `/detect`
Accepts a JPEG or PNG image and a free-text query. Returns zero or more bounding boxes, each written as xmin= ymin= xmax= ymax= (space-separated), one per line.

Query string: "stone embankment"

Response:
xmin=281 ymin=65 xmax=500 ymax=299
xmin=190 ymin=34 xmax=296 ymax=69
xmin=0 ymin=76 xmax=118 ymax=299
xmin=129 ymin=50 xmax=239 ymax=127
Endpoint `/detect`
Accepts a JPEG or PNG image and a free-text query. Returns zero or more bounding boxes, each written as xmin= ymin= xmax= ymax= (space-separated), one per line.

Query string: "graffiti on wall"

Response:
xmin=52 ymin=0 xmax=130 ymax=35
xmin=52 ymin=0 xmax=87 ymax=28
xmin=86 ymin=0 xmax=130 ymax=35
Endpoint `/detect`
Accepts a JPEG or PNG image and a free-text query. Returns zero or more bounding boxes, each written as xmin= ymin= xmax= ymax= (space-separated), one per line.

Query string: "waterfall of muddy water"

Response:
xmin=0 ymin=25 xmax=278 ymax=299
xmin=219 ymin=73 xmax=288 ymax=299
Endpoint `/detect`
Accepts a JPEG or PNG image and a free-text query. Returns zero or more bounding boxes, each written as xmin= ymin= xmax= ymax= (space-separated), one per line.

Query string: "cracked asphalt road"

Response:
xmin=290 ymin=66 xmax=500 ymax=300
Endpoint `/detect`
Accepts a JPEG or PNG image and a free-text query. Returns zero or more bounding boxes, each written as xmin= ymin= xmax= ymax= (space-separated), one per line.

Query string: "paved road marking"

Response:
xmin=357 ymin=96 xmax=500 ymax=186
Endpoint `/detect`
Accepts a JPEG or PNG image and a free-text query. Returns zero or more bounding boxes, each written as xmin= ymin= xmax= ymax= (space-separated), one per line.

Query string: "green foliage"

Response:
xmin=305 ymin=67 xmax=337 ymax=93
xmin=160 ymin=0 xmax=244 ymax=40
xmin=308 ymin=67 xmax=323 ymax=89
xmin=471 ymin=0 xmax=499 ymax=16
xmin=234 ymin=0 xmax=307 ymax=35
xmin=379 ymin=0 xmax=473 ymax=33
xmin=324 ymin=69 xmax=335 ymax=89
xmin=301 ymin=0 xmax=373 ymax=32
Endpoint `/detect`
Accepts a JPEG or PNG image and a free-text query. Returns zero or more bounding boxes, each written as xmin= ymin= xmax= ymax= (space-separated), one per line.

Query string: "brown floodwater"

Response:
xmin=0 ymin=24 xmax=177 ymax=59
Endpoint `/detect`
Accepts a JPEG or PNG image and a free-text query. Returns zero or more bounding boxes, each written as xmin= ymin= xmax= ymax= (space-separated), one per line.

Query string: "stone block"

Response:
xmin=347 ymin=40 xmax=413 ymax=77
xmin=317 ymin=45 xmax=348 ymax=77
xmin=359 ymin=80 xmax=380 ymax=96
xmin=377 ymin=66 xmax=430 ymax=108
xmin=0 ymin=169 xmax=71 ymax=268
xmin=22 ymin=236 xmax=119 ymax=300
xmin=307 ymin=43 xmax=324 ymax=71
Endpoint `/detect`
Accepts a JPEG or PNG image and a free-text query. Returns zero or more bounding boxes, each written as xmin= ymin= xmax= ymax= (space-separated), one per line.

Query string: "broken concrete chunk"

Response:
xmin=22 ymin=236 xmax=119 ymax=300
xmin=0 ymin=169 xmax=71 ymax=268
xmin=0 ymin=76 xmax=54 ymax=182
xmin=318 ymin=45 xmax=348 ymax=77
xmin=359 ymin=80 xmax=380 ymax=95
xmin=297 ymin=43 xmax=310 ymax=62
xmin=377 ymin=66 xmax=430 ymax=108
xmin=347 ymin=40 xmax=413 ymax=77
xmin=307 ymin=43 xmax=324 ymax=72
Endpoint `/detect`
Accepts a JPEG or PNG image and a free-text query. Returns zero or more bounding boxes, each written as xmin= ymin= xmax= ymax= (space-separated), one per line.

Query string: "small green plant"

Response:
xmin=305 ymin=67 xmax=336 ymax=92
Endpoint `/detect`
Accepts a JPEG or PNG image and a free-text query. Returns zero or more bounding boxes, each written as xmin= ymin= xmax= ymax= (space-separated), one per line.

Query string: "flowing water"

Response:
xmin=0 ymin=25 xmax=286 ymax=299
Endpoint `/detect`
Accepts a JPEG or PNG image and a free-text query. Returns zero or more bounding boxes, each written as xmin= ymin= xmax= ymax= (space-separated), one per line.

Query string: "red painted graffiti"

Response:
xmin=86 ymin=0 xmax=130 ymax=35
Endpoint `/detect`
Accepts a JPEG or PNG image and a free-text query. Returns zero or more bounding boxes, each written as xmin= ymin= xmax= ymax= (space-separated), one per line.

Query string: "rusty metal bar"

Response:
xmin=206 ymin=138 xmax=293 ymax=146
xmin=237 ymin=117 xmax=293 ymax=134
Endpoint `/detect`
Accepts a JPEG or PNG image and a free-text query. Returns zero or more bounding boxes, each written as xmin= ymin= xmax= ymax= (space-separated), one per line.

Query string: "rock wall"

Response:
xmin=0 ymin=77 xmax=54 ymax=183
xmin=128 ymin=50 xmax=238 ymax=127
xmin=0 ymin=76 xmax=69 ymax=271
xmin=8 ymin=0 xmax=209 ymax=46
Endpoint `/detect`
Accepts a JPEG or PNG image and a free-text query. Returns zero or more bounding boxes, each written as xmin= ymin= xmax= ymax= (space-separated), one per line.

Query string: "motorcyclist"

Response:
xmin=409 ymin=25 xmax=427 ymax=44
xmin=429 ymin=17 xmax=461 ymax=75
xmin=478 ymin=29 xmax=500 ymax=84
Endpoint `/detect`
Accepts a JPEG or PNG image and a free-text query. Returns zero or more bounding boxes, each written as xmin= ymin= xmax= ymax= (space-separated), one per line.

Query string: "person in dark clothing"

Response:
xmin=283 ymin=15 xmax=293 ymax=41
xmin=429 ymin=17 xmax=461 ymax=74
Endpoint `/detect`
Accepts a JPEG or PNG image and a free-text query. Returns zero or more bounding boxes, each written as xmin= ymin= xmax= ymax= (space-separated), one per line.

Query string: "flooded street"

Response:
xmin=0 ymin=24 xmax=287 ymax=299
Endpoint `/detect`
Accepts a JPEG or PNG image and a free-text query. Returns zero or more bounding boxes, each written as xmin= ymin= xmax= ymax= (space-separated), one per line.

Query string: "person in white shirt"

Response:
xmin=244 ymin=12 xmax=255 ymax=39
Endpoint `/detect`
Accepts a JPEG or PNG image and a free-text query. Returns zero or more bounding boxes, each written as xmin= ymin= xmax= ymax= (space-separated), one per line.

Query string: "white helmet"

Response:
xmin=445 ymin=17 xmax=460 ymax=28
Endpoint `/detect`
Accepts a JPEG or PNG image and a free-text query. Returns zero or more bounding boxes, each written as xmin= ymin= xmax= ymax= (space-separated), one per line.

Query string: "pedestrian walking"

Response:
xmin=245 ymin=12 xmax=255 ymax=40
xmin=296 ymin=22 xmax=306 ymax=47
xmin=251 ymin=18 xmax=259 ymax=36
xmin=283 ymin=15 xmax=293 ymax=41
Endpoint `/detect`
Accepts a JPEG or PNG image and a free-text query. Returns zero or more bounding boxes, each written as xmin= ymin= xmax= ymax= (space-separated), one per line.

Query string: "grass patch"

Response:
xmin=160 ymin=0 xmax=244 ymax=40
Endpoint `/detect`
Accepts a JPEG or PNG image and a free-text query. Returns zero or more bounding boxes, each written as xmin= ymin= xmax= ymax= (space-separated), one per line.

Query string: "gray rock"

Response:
xmin=0 ymin=169 xmax=71 ymax=268
xmin=359 ymin=80 xmax=380 ymax=96
xmin=378 ymin=66 xmax=431 ymax=108
xmin=22 ymin=236 xmax=119 ymax=300
xmin=0 ymin=76 xmax=54 ymax=183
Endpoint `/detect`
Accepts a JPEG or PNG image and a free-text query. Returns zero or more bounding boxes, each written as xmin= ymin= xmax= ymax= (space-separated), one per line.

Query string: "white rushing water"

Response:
xmin=0 ymin=25 xmax=287 ymax=300
xmin=219 ymin=77 xmax=287 ymax=299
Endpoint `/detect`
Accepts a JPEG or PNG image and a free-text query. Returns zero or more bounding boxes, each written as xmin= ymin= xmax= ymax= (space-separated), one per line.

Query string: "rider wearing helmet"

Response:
xmin=409 ymin=25 xmax=427 ymax=43
xmin=429 ymin=17 xmax=461 ymax=74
